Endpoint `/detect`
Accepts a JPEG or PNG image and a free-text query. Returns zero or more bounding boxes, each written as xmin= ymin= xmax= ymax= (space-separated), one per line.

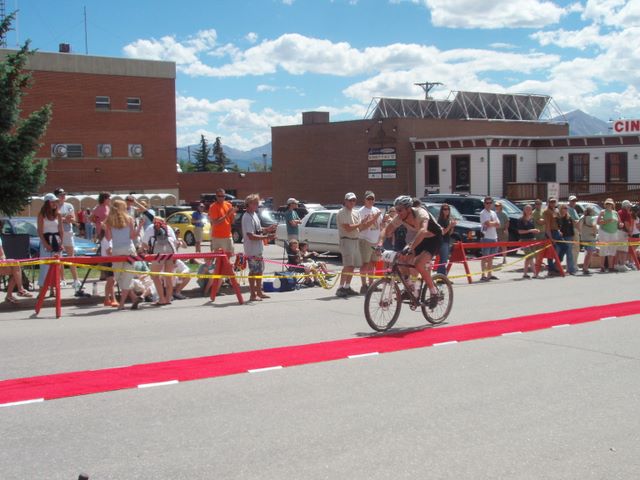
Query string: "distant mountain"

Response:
xmin=553 ymin=109 xmax=610 ymax=136
xmin=177 ymin=142 xmax=272 ymax=171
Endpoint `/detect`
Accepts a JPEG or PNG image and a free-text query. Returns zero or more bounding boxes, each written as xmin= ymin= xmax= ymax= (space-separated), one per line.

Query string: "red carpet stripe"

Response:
xmin=1 ymin=300 xmax=639 ymax=406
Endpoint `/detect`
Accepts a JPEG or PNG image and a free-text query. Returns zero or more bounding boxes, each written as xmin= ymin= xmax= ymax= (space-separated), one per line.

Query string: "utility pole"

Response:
xmin=414 ymin=81 xmax=443 ymax=100
xmin=262 ymin=153 xmax=267 ymax=171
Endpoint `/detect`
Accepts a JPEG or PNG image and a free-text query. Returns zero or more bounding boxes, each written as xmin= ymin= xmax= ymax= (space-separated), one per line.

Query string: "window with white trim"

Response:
xmin=95 ymin=96 xmax=110 ymax=110
xmin=127 ymin=97 xmax=141 ymax=111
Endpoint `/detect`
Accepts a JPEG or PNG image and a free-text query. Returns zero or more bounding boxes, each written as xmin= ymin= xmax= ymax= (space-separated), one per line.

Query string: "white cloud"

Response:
xmin=123 ymin=29 xmax=218 ymax=65
xmin=531 ymin=24 xmax=602 ymax=50
xmin=245 ymin=32 xmax=258 ymax=43
xmin=257 ymin=84 xmax=277 ymax=92
xmin=400 ymin=0 xmax=569 ymax=29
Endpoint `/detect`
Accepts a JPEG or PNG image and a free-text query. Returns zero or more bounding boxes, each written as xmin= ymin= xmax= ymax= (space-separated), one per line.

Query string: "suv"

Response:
xmin=421 ymin=202 xmax=483 ymax=245
xmin=423 ymin=194 xmax=522 ymax=240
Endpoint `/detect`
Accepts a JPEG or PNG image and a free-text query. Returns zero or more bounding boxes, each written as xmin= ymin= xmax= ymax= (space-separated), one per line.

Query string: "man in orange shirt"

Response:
xmin=209 ymin=188 xmax=236 ymax=257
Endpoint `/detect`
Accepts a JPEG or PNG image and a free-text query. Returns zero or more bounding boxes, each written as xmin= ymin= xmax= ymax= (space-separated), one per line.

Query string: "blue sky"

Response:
xmin=9 ymin=0 xmax=640 ymax=149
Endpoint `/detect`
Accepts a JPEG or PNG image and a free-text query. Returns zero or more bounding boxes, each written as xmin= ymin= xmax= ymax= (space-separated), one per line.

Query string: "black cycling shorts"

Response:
xmin=414 ymin=234 xmax=442 ymax=257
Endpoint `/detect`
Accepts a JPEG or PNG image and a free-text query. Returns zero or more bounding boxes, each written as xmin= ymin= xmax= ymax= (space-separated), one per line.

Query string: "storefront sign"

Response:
xmin=368 ymin=166 xmax=382 ymax=173
xmin=612 ymin=119 xmax=640 ymax=134
xmin=368 ymin=147 xmax=397 ymax=161
xmin=368 ymin=173 xmax=382 ymax=179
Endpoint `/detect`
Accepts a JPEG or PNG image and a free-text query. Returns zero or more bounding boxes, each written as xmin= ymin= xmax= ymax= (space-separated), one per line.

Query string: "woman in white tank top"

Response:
xmin=37 ymin=194 xmax=64 ymax=288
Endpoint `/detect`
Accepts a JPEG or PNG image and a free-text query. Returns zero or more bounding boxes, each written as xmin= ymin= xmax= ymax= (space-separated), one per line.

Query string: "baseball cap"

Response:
xmin=568 ymin=195 xmax=577 ymax=201
xmin=43 ymin=193 xmax=57 ymax=202
xmin=364 ymin=190 xmax=375 ymax=199
xmin=53 ymin=188 xmax=66 ymax=197
xmin=344 ymin=192 xmax=357 ymax=200
xmin=286 ymin=197 xmax=299 ymax=205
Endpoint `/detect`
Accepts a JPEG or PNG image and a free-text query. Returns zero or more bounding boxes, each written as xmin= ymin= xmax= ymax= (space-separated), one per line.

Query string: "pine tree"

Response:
xmin=211 ymin=137 xmax=235 ymax=172
xmin=192 ymin=134 xmax=211 ymax=172
xmin=0 ymin=12 xmax=52 ymax=216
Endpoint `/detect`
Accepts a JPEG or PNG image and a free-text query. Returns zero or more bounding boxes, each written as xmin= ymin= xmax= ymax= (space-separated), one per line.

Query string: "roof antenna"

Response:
xmin=414 ymin=82 xmax=443 ymax=100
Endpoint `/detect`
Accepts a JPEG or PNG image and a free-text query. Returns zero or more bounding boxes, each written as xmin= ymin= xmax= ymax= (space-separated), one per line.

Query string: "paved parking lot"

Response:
xmin=1 ymin=243 xmax=639 ymax=479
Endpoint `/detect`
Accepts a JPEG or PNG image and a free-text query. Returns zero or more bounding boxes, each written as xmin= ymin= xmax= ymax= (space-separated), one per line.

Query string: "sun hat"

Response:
xmin=43 ymin=193 xmax=57 ymax=202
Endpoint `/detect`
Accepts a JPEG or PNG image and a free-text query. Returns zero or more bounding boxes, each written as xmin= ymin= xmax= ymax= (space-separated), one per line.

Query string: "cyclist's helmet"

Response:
xmin=393 ymin=195 xmax=413 ymax=208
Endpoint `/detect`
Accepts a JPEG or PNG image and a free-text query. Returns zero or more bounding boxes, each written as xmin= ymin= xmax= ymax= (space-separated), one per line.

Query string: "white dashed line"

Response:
xmin=433 ymin=341 xmax=458 ymax=347
xmin=248 ymin=366 xmax=283 ymax=373
xmin=551 ymin=324 xmax=571 ymax=329
xmin=348 ymin=352 xmax=380 ymax=359
xmin=0 ymin=398 xmax=45 ymax=408
xmin=137 ymin=380 xmax=179 ymax=389
xmin=600 ymin=316 xmax=617 ymax=321
xmin=501 ymin=331 xmax=523 ymax=336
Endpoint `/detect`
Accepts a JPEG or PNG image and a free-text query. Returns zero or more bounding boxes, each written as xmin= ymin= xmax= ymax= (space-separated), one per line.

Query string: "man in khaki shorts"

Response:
xmin=208 ymin=188 xmax=236 ymax=257
xmin=336 ymin=192 xmax=380 ymax=297
xmin=358 ymin=190 xmax=382 ymax=294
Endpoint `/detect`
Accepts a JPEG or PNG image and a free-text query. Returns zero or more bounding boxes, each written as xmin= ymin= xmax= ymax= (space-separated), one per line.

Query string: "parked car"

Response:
xmin=275 ymin=209 xmax=341 ymax=254
xmin=423 ymin=194 xmax=523 ymax=240
xmin=232 ymin=208 xmax=279 ymax=243
xmin=422 ymin=203 xmax=483 ymax=244
xmin=275 ymin=202 xmax=324 ymax=223
xmin=165 ymin=211 xmax=211 ymax=246
xmin=574 ymin=201 xmax=602 ymax=216
xmin=0 ymin=216 xmax=99 ymax=257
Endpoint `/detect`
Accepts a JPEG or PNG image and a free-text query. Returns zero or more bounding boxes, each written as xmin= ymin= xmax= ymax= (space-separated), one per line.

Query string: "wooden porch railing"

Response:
xmin=505 ymin=183 xmax=640 ymax=202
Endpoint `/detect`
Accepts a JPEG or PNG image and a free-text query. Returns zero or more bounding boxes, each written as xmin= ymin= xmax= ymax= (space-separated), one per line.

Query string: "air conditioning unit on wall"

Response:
xmin=51 ymin=144 xmax=68 ymax=157
xmin=128 ymin=144 xmax=143 ymax=158
xmin=98 ymin=144 xmax=112 ymax=157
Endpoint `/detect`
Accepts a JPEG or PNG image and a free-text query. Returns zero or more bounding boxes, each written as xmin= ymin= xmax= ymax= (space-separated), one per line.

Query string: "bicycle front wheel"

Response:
xmin=420 ymin=273 xmax=453 ymax=324
xmin=364 ymin=277 xmax=402 ymax=332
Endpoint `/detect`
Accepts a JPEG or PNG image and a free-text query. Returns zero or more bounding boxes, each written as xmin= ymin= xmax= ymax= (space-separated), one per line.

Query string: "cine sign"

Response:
xmin=612 ymin=119 xmax=640 ymax=134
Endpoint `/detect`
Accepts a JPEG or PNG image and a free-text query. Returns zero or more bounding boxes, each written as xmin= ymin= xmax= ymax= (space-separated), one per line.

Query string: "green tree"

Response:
xmin=211 ymin=136 xmax=235 ymax=172
xmin=192 ymin=134 xmax=211 ymax=172
xmin=0 ymin=12 xmax=52 ymax=216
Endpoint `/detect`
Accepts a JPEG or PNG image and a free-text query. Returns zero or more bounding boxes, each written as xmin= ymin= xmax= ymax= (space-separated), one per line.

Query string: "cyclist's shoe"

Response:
xmin=426 ymin=293 xmax=439 ymax=309
xmin=336 ymin=287 xmax=348 ymax=298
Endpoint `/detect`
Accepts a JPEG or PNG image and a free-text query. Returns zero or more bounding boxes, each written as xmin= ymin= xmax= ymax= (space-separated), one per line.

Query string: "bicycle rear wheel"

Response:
xmin=364 ymin=277 xmax=402 ymax=332
xmin=420 ymin=273 xmax=453 ymax=324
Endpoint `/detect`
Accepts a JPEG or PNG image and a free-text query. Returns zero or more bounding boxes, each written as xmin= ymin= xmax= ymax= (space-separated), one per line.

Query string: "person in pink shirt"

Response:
xmin=91 ymin=192 xmax=111 ymax=239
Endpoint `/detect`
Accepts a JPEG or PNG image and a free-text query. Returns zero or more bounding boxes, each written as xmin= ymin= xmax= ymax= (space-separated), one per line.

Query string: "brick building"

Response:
xmin=271 ymin=95 xmax=569 ymax=206
xmin=2 ymin=49 xmax=179 ymax=197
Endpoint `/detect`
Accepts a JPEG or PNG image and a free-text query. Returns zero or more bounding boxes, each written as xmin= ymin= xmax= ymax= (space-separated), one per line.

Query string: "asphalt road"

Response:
xmin=1 ymin=244 xmax=639 ymax=479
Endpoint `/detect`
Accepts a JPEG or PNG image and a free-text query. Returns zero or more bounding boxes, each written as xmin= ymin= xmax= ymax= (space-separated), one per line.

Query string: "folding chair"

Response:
xmin=0 ymin=233 xmax=32 ymax=291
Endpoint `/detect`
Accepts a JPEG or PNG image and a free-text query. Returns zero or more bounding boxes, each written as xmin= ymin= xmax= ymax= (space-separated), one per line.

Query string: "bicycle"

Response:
xmin=364 ymin=249 xmax=453 ymax=332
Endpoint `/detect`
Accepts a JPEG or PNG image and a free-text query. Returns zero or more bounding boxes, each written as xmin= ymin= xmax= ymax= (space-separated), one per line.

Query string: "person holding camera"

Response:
xmin=242 ymin=193 xmax=276 ymax=302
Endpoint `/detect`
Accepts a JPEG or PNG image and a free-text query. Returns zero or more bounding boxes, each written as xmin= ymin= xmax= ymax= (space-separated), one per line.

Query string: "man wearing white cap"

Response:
xmin=336 ymin=192 xmax=380 ymax=297
xmin=55 ymin=187 xmax=81 ymax=290
xmin=567 ymin=195 xmax=580 ymax=272
xmin=284 ymin=197 xmax=302 ymax=240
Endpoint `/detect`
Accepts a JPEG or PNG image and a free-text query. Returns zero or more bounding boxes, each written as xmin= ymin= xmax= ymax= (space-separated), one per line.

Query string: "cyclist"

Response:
xmin=379 ymin=195 xmax=442 ymax=306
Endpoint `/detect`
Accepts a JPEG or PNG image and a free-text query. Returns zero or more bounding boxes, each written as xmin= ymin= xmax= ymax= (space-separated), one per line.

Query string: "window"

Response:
xmin=569 ymin=153 xmax=589 ymax=182
xmin=329 ymin=214 xmax=337 ymax=230
xmin=424 ymin=155 xmax=439 ymax=186
xmin=127 ymin=97 xmax=141 ymax=111
xmin=306 ymin=212 xmax=330 ymax=228
xmin=95 ymin=96 xmax=110 ymax=110
xmin=606 ymin=152 xmax=628 ymax=182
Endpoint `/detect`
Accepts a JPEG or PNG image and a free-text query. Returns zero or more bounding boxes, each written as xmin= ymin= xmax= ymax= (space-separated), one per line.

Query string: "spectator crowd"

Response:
xmin=3 ymin=186 xmax=639 ymax=308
